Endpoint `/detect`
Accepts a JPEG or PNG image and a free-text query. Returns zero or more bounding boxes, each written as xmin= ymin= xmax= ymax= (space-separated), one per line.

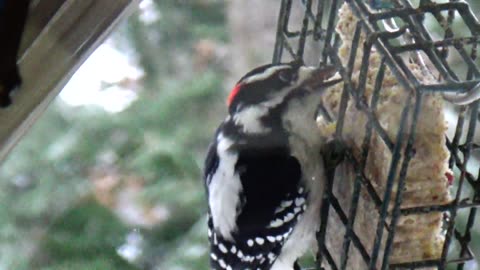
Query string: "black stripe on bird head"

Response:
xmin=227 ymin=61 xmax=305 ymax=114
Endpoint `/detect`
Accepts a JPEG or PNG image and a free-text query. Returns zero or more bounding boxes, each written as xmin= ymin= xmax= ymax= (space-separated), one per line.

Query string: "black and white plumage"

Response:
xmin=204 ymin=61 xmax=341 ymax=270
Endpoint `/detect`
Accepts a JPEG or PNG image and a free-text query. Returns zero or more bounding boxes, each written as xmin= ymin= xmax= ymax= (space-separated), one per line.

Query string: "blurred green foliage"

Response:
xmin=31 ymin=202 xmax=135 ymax=270
xmin=0 ymin=1 xmax=226 ymax=269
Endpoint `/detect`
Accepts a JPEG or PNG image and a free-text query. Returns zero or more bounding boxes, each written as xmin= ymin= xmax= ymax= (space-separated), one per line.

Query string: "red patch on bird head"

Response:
xmin=445 ymin=171 xmax=454 ymax=186
xmin=227 ymin=83 xmax=243 ymax=106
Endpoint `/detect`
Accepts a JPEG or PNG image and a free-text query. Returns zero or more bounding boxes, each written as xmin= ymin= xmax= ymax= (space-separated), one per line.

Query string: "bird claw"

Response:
xmin=322 ymin=139 xmax=346 ymax=170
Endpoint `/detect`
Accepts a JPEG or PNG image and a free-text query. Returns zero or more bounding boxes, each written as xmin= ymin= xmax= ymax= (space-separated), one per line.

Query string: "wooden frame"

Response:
xmin=0 ymin=0 xmax=140 ymax=161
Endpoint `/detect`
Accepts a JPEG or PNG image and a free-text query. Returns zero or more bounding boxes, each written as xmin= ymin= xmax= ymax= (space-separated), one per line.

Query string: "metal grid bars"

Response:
xmin=272 ymin=0 xmax=480 ymax=269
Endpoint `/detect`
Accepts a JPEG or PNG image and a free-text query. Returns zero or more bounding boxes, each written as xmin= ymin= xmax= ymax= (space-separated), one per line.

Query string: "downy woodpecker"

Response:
xmin=204 ymin=61 xmax=341 ymax=270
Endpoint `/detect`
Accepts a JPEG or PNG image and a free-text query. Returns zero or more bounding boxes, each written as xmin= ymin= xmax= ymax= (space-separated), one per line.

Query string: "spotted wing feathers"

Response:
xmin=205 ymin=142 xmax=306 ymax=269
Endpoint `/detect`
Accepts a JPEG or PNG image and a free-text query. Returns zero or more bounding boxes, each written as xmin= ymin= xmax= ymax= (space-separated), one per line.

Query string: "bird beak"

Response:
xmin=301 ymin=65 xmax=342 ymax=91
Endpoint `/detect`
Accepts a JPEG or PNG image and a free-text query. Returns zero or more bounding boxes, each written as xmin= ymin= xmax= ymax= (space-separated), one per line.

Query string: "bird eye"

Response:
xmin=278 ymin=70 xmax=294 ymax=83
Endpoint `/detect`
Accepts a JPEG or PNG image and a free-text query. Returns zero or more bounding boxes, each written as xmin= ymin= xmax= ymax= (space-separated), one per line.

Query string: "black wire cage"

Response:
xmin=271 ymin=0 xmax=480 ymax=269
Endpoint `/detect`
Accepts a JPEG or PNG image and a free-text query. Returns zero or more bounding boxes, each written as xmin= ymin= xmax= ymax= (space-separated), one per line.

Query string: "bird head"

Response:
xmin=226 ymin=61 xmax=341 ymax=135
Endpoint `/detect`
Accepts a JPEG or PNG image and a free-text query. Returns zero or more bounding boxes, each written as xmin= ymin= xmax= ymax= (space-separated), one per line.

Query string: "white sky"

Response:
xmin=60 ymin=0 xmax=158 ymax=113
xmin=59 ymin=42 xmax=143 ymax=113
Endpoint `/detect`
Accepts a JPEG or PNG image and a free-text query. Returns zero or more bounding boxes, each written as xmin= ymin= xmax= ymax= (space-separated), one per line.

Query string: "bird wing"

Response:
xmin=206 ymin=143 xmax=307 ymax=269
